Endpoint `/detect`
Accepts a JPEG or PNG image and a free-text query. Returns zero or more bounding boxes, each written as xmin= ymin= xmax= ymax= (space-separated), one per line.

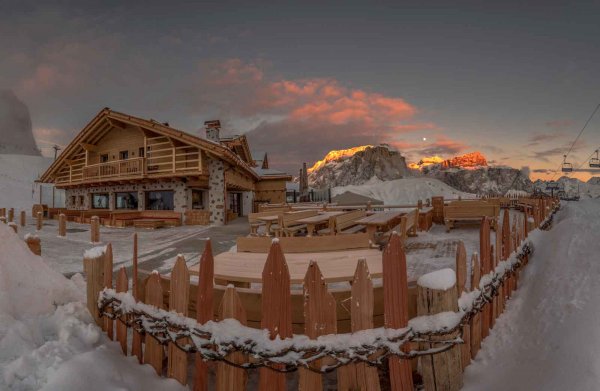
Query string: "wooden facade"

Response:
xmin=38 ymin=109 xmax=291 ymax=225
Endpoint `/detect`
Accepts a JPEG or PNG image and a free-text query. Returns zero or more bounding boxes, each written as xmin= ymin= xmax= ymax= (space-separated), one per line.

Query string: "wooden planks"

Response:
xmin=382 ymin=233 xmax=413 ymax=391
xmin=131 ymin=233 xmax=143 ymax=363
xmin=455 ymin=241 xmax=471 ymax=370
xmin=259 ymin=241 xmax=292 ymax=391
xmin=116 ymin=267 xmax=128 ymax=355
xmin=236 ymin=232 xmax=372 ymax=253
xmin=144 ymin=273 xmax=164 ymax=376
xmin=167 ymin=255 xmax=190 ymax=385
xmin=194 ymin=240 xmax=214 ymax=391
xmin=469 ymin=254 xmax=482 ymax=359
xmin=103 ymin=243 xmax=114 ymax=339
xmin=479 ymin=218 xmax=491 ymax=339
xmin=299 ymin=262 xmax=337 ymax=391
xmin=338 ymin=259 xmax=381 ymax=391
xmin=216 ymin=286 xmax=248 ymax=391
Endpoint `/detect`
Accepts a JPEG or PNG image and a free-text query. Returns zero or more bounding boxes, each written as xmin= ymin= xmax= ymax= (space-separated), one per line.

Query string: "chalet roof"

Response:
xmin=252 ymin=166 xmax=291 ymax=180
xmin=219 ymin=135 xmax=254 ymax=166
xmin=39 ymin=108 xmax=261 ymax=183
xmin=330 ymin=191 xmax=384 ymax=206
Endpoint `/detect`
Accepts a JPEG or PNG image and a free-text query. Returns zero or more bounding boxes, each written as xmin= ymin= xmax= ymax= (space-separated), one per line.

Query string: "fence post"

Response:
xmin=103 ymin=243 xmax=114 ymax=339
xmin=131 ymin=233 xmax=143 ymax=363
xmin=469 ymin=253 xmax=481 ymax=359
xmin=91 ymin=216 xmax=100 ymax=243
xmin=167 ymin=256 xmax=190 ymax=385
xmin=432 ymin=196 xmax=444 ymax=224
xmin=0 ymin=208 xmax=5 ymax=218
xmin=417 ymin=269 xmax=462 ymax=391
xmin=83 ymin=246 xmax=105 ymax=326
xmin=8 ymin=208 xmax=14 ymax=223
xmin=479 ymin=218 xmax=491 ymax=338
xmin=8 ymin=222 xmax=17 ymax=233
xmin=20 ymin=210 xmax=26 ymax=227
xmin=300 ymin=261 xmax=337 ymax=391
xmin=216 ymin=286 xmax=248 ymax=391
xmin=58 ymin=213 xmax=66 ymax=237
xmin=501 ymin=210 xmax=512 ymax=298
xmin=194 ymin=240 xmax=214 ymax=391
xmin=338 ymin=259 xmax=380 ymax=391
xmin=36 ymin=211 xmax=43 ymax=231
xmin=383 ymin=233 xmax=413 ymax=391
xmin=455 ymin=242 xmax=471 ymax=370
xmin=259 ymin=240 xmax=292 ymax=391
xmin=116 ymin=267 xmax=128 ymax=355
xmin=25 ymin=234 xmax=41 ymax=255
xmin=144 ymin=272 xmax=164 ymax=375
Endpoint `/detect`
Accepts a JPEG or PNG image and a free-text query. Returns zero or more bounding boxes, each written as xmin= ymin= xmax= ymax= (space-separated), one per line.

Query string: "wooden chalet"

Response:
xmin=38 ymin=108 xmax=291 ymax=225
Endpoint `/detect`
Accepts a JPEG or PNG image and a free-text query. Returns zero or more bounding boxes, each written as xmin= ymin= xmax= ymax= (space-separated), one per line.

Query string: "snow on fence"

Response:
xmin=82 ymin=198 xmax=560 ymax=390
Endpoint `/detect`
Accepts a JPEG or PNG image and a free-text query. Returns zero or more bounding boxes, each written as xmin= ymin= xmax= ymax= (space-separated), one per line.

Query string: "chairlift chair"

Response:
xmin=561 ymin=155 xmax=573 ymax=173
xmin=589 ymin=149 xmax=600 ymax=168
xmin=546 ymin=181 xmax=559 ymax=190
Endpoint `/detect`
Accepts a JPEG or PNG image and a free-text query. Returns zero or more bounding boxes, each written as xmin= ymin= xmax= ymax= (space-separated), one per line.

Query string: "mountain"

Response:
xmin=308 ymin=145 xmax=409 ymax=188
xmin=0 ymin=90 xmax=41 ymax=156
xmin=534 ymin=176 xmax=600 ymax=199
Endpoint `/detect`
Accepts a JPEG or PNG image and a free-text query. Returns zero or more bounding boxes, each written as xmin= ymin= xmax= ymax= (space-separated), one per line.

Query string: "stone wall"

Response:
xmin=207 ymin=156 xmax=226 ymax=225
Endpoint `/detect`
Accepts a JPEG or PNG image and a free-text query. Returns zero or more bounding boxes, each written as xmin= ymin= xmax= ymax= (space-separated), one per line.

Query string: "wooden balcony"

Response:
xmin=83 ymin=157 xmax=145 ymax=180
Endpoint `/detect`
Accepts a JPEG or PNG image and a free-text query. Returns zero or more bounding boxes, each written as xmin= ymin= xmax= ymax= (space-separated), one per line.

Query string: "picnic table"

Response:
xmin=354 ymin=211 xmax=406 ymax=239
xmin=295 ymin=211 xmax=346 ymax=236
xmin=195 ymin=249 xmax=383 ymax=284
xmin=255 ymin=215 xmax=280 ymax=236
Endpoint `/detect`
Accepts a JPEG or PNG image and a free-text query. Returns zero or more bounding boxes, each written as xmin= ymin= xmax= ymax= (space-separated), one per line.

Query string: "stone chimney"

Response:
xmin=204 ymin=120 xmax=221 ymax=143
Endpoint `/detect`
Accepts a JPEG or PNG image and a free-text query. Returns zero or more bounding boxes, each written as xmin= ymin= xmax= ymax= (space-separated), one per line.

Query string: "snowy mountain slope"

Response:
xmin=463 ymin=200 xmax=600 ymax=390
xmin=0 ymin=154 xmax=53 ymax=211
xmin=332 ymin=177 xmax=475 ymax=205
xmin=534 ymin=176 xmax=600 ymax=199
xmin=0 ymin=223 xmax=186 ymax=390
xmin=308 ymin=145 xmax=410 ymax=188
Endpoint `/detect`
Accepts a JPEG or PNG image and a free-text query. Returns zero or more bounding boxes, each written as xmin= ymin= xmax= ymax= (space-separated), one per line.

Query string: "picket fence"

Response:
xmin=79 ymin=198 xmax=559 ymax=391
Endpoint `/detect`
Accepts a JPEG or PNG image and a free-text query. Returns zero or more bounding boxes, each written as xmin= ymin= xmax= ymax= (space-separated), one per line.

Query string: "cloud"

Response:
xmin=545 ymin=119 xmax=574 ymax=129
xmin=529 ymin=139 xmax=586 ymax=162
xmin=193 ymin=58 xmax=444 ymax=172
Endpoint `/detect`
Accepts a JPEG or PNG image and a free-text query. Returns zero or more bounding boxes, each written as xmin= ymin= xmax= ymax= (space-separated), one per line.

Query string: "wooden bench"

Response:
xmin=137 ymin=268 xmax=418 ymax=334
xmin=317 ymin=210 xmax=367 ymax=235
xmin=111 ymin=211 xmax=182 ymax=228
xmin=277 ymin=210 xmax=318 ymax=237
xmin=418 ymin=207 xmax=433 ymax=231
xmin=377 ymin=209 xmax=419 ymax=243
xmin=236 ymin=232 xmax=373 ymax=253
xmin=81 ymin=210 xmax=112 ymax=225
xmin=133 ymin=219 xmax=165 ymax=229
xmin=443 ymin=202 xmax=499 ymax=232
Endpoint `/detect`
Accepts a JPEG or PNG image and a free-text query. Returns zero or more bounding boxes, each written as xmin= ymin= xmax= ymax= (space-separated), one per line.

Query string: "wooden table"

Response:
xmin=255 ymin=215 xmax=279 ymax=236
xmin=295 ymin=211 xmax=345 ymax=236
xmin=197 ymin=249 xmax=384 ymax=284
xmin=355 ymin=211 xmax=406 ymax=239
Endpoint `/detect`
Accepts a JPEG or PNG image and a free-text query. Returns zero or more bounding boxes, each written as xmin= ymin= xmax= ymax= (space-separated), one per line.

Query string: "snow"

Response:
xmin=83 ymin=245 xmax=107 ymax=259
xmin=463 ymin=200 xmax=600 ymax=390
xmin=417 ymin=268 xmax=457 ymax=290
xmin=0 ymin=154 xmax=53 ymax=212
xmin=0 ymin=223 xmax=185 ymax=390
xmin=332 ymin=177 xmax=475 ymax=205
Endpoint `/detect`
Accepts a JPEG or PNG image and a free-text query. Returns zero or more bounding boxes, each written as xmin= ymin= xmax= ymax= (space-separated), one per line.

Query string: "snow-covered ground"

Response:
xmin=332 ymin=177 xmax=475 ymax=205
xmin=0 ymin=154 xmax=53 ymax=212
xmin=463 ymin=199 xmax=600 ymax=390
xmin=0 ymin=223 xmax=186 ymax=391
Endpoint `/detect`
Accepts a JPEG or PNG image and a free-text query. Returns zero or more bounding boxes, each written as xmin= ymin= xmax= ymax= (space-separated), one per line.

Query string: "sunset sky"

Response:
xmin=2 ymin=1 xmax=600 ymax=180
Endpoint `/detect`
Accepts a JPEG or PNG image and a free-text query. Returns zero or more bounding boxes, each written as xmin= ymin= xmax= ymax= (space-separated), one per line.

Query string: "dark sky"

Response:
xmin=2 ymin=1 xmax=600 ymax=178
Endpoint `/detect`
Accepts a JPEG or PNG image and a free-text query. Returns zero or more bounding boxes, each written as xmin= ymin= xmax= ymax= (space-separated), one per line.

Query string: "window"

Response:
xmin=70 ymin=196 xmax=76 ymax=207
xmin=192 ymin=189 xmax=205 ymax=209
xmin=78 ymin=195 xmax=84 ymax=207
xmin=100 ymin=154 xmax=109 ymax=163
xmin=146 ymin=191 xmax=174 ymax=210
xmin=228 ymin=192 xmax=242 ymax=215
xmin=139 ymin=147 xmax=145 ymax=158
xmin=119 ymin=150 xmax=129 ymax=160
xmin=92 ymin=193 xmax=109 ymax=209
xmin=116 ymin=192 xmax=138 ymax=210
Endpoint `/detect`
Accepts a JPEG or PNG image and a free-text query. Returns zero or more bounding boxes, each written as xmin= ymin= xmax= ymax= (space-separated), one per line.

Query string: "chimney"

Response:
xmin=204 ymin=120 xmax=221 ymax=143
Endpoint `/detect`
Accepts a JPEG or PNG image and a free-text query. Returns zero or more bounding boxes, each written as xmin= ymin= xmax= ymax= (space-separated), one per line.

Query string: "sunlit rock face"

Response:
xmin=308 ymin=145 xmax=409 ymax=188
xmin=0 ymin=90 xmax=40 ymax=156
xmin=440 ymin=151 xmax=487 ymax=169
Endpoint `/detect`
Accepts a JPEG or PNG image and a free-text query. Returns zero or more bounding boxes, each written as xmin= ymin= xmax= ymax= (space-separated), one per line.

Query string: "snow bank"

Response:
xmin=463 ymin=200 xmax=600 ymax=390
xmin=332 ymin=177 xmax=474 ymax=205
xmin=0 ymin=223 xmax=185 ymax=390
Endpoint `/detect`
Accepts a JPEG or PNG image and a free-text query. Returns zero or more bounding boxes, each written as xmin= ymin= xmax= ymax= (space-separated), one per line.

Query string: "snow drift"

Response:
xmin=0 ymin=223 xmax=185 ymax=390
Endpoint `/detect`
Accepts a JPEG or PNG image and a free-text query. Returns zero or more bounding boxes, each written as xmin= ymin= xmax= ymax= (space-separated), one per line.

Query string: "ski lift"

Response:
xmin=589 ymin=149 xmax=600 ymax=168
xmin=561 ymin=155 xmax=573 ymax=172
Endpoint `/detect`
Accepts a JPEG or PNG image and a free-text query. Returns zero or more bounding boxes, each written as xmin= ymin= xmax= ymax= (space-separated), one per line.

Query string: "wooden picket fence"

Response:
xmin=82 ymin=198 xmax=559 ymax=390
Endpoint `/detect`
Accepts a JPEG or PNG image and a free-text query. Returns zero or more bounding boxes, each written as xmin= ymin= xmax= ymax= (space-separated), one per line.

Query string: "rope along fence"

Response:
xmin=97 ymin=204 xmax=558 ymax=374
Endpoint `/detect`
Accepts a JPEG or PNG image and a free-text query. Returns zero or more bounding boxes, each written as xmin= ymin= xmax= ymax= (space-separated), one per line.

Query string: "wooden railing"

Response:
xmin=82 ymin=157 xmax=145 ymax=180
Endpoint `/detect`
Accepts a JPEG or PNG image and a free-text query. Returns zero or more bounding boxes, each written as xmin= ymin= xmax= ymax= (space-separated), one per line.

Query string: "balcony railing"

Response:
xmin=83 ymin=157 xmax=145 ymax=180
